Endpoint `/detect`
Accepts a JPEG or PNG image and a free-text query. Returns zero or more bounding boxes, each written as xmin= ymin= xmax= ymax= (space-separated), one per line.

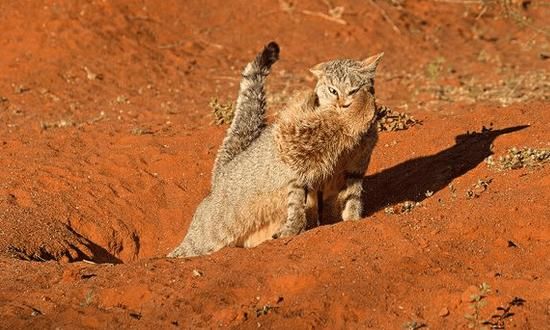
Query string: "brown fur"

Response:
xmin=275 ymin=89 xmax=376 ymax=187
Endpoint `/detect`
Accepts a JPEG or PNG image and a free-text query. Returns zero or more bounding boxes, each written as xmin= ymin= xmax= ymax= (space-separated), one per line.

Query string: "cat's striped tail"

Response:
xmin=213 ymin=42 xmax=279 ymax=176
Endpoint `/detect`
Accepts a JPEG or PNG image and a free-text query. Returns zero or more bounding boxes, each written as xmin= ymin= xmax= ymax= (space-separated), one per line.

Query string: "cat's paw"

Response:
xmin=272 ymin=226 xmax=303 ymax=240
xmin=272 ymin=230 xmax=289 ymax=240
xmin=342 ymin=203 xmax=363 ymax=221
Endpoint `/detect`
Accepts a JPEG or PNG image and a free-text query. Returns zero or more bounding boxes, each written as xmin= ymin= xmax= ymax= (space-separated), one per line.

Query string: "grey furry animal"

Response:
xmin=168 ymin=42 xmax=383 ymax=258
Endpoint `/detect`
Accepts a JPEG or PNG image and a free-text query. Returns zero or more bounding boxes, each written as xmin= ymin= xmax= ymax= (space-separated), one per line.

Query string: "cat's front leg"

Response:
xmin=340 ymin=173 xmax=364 ymax=221
xmin=340 ymin=126 xmax=378 ymax=221
xmin=272 ymin=180 xmax=307 ymax=239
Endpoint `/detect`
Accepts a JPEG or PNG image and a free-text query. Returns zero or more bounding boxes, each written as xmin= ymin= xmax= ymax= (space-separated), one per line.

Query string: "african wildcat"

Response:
xmin=303 ymin=58 xmax=382 ymax=224
xmin=168 ymin=42 xmax=382 ymax=258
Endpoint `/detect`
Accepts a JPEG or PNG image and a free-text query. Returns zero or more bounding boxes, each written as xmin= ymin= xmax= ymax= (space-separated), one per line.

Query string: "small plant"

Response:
xmin=40 ymin=119 xmax=75 ymax=130
xmin=255 ymin=304 xmax=276 ymax=317
xmin=384 ymin=201 xmax=421 ymax=215
xmin=376 ymin=106 xmax=421 ymax=132
xmin=13 ymin=84 xmax=30 ymax=94
xmin=115 ymin=95 xmax=129 ymax=104
xmin=80 ymin=289 xmax=95 ymax=307
xmin=425 ymin=56 xmax=445 ymax=80
xmin=482 ymin=297 xmax=526 ymax=329
xmin=464 ymin=282 xmax=491 ymax=329
xmin=210 ymin=97 xmax=235 ymax=125
xmin=478 ymin=0 xmax=549 ymax=36
xmin=486 ymin=147 xmax=550 ymax=170
xmin=466 ymin=178 xmax=493 ymax=199
xmin=131 ymin=127 xmax=154 ymax=135
xmin=402 ymin=320 xmax=426 ymax=330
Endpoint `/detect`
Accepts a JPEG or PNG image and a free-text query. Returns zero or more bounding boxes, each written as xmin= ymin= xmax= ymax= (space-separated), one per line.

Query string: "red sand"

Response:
xmin=0 ymin=1 xmax=548 ymax=328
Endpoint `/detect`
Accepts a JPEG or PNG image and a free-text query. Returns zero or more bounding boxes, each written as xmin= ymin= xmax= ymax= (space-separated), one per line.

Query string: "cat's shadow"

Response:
xmin=321 ymin=125 xmax=528 ymax=224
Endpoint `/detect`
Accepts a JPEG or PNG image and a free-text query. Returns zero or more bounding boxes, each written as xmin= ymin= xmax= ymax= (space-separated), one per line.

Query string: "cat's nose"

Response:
xmin=341 ymin=102 xmax=351 ymax=108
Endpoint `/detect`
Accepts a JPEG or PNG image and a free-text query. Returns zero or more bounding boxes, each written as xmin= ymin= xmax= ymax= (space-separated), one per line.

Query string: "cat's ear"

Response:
xmin=309 ymin=62 xmax=328 ymax=78
xmin=360 ymin=52 xmax=384 ymax=78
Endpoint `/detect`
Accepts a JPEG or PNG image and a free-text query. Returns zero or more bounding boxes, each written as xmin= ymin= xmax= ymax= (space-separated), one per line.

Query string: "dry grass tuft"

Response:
xmin=131 ymin=127 xmax=154 ymax=136
xmin=486 ymin=147 xmax=550 ymax=170
xmin=384 ymin=201 xmax=421 ymax=215
xmin=210 ymin=98 xmax=235 ymax=125
xmin=376 ymin=106 xmax=422 ymax=132
xmin=437 ymin=0 xmax=550 ymax=35
xmin=426 ymin=71 xmax=549 ymax=106
xmin=40 ymin=119 xmax=75 ymax=130
xmin=466 ymin=177 xmax=493 ymax=199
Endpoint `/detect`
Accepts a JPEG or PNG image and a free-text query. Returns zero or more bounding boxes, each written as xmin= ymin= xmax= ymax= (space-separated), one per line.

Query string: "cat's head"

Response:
xmin=310 ymin=53 xmax=384 ymax=109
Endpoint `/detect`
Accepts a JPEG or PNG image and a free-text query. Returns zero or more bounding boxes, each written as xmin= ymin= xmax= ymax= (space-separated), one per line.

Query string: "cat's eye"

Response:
xmin=328 ymin=86 xmax=338 ymax=96
xmin=348 ymin=88 xmax=359 ymax=96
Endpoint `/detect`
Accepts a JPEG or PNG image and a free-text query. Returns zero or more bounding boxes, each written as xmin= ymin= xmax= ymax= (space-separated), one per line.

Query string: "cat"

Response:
xmin=168 ymin=42 xmax=382 ymax=257
xmin=305 ymin=57 xmax=382 ymax=224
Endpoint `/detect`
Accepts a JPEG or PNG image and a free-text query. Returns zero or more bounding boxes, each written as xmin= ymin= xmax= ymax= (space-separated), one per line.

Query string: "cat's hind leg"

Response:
xmin=340 ymin=126 xmax=378 ymax=220
xmin=272 ymin=180 xmax=307 ymax=239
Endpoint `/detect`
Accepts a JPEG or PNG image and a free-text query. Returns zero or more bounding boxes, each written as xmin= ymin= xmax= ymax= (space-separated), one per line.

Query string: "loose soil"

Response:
xmin=0 ymin=1 xmax=549 ymax=328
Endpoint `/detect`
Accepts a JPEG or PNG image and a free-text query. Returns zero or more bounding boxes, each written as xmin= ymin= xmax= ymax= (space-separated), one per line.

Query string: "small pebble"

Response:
xmin=438 ymin=307 xmax=450 ymax=317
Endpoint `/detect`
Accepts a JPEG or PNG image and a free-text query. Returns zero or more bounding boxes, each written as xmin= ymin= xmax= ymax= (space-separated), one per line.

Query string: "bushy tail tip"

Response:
xmin=257 ymin=41 xmax=280 ymax=69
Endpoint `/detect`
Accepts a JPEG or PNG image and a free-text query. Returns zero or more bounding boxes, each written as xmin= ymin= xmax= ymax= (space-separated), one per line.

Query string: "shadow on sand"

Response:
xmin=360 ymin=125 xmax=528 ymax=216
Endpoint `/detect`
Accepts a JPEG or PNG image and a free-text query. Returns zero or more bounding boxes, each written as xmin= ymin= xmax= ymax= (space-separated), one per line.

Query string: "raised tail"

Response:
xmin=212 ymin=41 xmax=280 ymax=176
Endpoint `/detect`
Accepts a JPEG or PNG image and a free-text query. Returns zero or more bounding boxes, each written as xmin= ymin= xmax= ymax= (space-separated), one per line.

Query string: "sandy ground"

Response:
xmin=0 ymin=0 xmax=549 ymax=328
